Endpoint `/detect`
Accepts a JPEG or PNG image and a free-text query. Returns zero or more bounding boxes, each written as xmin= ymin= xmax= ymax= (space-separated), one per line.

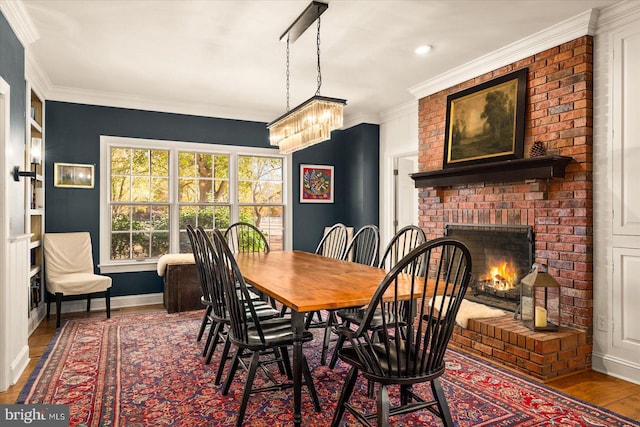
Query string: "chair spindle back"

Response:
xmin=348 ymin=238 xmax=472 ymax=380
xmin=343 ymin=224 xmax=380 ymax=266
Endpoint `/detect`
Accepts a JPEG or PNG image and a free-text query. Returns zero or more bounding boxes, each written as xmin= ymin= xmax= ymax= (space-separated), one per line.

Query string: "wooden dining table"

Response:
xmin=233 ymin=250 xmax=418 ymax=426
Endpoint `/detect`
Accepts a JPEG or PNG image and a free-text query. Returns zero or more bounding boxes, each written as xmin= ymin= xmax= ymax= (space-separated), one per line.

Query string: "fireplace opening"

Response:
xmin=445 ymin=223 xmax=534 ymax=312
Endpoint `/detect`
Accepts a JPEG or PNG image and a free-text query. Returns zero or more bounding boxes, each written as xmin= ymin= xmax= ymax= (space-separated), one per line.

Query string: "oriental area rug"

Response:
xmin=18 ymin=310 xmax=640 ymax=427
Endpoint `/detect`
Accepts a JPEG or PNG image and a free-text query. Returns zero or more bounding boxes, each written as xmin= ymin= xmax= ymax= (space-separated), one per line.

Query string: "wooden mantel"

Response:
xmin=410 ymin=155 xmax=573 ymax=188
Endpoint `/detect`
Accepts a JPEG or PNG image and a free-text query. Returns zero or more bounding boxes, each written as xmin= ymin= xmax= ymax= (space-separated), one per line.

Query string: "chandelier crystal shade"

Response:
xmin=267 ymin=95 xmax=346 ymax=154
xmin=268 ymin=1 xmax=346 ymax=154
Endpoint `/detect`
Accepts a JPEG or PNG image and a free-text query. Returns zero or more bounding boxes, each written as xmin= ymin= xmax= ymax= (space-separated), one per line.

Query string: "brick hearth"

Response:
xmin=416 ymin=36 xmax=594 ymax=380
xmin=450 ymin=316 xmax=589 ymax=381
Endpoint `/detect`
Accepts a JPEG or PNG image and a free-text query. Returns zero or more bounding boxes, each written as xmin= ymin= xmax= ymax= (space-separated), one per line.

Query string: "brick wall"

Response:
xmin=417 ymin=36 xmax=593 ymax=334
xmin=451 ymin=316 xmax=590 ymax=382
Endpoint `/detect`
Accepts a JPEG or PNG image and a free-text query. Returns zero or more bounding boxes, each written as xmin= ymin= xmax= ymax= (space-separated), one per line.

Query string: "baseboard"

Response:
xmin=592 ymin=352 xmax=640 ymax=386
xmin=10 ymin=344 xmax=29 ymax=386
xmin=46 ymin=292 xmax=164 ymax=315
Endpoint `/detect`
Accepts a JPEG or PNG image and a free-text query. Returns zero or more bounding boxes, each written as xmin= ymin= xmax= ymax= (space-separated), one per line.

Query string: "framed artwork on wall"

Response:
xmin=54 ymin=162 xmax=95 ymax=189
xmin=443 ymin=68 xmax=528 ymax=169
xmin=300 ymin=164 xmax=334 ymax=203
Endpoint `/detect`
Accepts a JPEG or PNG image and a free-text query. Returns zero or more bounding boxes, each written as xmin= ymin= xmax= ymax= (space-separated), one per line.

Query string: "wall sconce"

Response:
xmin=31 ymin=137 xmax=42 ymax=165
xmin=13 ymin=166 xmax=36 ymax=181
xmin=13 ymin=136 xmax=42 ymax=181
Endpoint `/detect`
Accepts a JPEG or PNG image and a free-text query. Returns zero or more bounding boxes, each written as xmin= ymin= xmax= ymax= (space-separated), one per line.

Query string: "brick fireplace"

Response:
xmin=414 ymin=36 xmax=593 ymax=381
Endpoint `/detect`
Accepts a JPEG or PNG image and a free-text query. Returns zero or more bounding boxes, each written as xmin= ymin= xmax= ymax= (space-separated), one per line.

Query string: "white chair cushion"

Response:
xmin=47 ymin=272 xmax=111 ymax=295
xmin=156 ymin=253 xmax=195 ymax=277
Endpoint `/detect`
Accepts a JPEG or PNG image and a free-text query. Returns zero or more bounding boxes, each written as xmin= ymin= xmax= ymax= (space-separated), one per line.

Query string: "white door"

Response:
xmin=393 ymin=155 xmax=419 ymax=234
xmin=593 ymin=11 xmax=640 ymax=384
xmin=610 ymin=21 xmax=640 ymax=368
xmin=0 ymin=77 xmax=9 ymax=391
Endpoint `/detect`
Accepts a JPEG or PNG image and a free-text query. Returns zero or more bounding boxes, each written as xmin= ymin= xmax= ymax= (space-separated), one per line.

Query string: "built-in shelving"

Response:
xmin=410 ymin=155 xmax=573 ymax=188
xmin=25 ymin=85 xmax=45 ymax=328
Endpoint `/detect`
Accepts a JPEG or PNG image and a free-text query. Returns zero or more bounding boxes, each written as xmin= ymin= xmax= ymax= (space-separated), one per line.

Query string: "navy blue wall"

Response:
xmin=45 ymin=102 xmax=274 ymax=296
xmin=292 ymin=124 xmax=379 ymax=252
xmin=1 ymin=11 xmax=27 ymax=235
xmin=45 ymin=101 xmax=380 ymax=297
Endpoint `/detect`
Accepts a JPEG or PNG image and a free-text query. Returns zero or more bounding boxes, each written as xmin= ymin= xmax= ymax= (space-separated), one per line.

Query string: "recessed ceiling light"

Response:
xmin=415 ymin=44 xmax=433 ymax=55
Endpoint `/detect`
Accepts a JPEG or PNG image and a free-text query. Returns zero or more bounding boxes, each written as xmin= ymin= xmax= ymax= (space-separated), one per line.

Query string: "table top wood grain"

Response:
xmin=234 ymin=250 xmax=421 ymax=313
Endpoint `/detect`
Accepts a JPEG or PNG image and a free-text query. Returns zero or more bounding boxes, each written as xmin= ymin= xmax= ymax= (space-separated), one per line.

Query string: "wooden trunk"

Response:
xmin=163 ymin=263 xmax=203 ymax=313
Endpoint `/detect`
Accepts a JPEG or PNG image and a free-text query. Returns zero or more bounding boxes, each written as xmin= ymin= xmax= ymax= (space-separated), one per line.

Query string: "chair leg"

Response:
xmin=55 ymin=293 xmax=63 ymax=328
xmin=280 ymin=305 xmax=289 ymax=317
xmin=400 ymin=384 xmax=411 ymax=406
xmin=331 ymin=366 xmax=359 ymax=427
xmin=197 ymin=306 xmax=212 ymax=341
xmin=205 ymin=322 xmax=224 ymax=365
xmin=203 ymin=320 xmax=220 ymax=358
xmin=235 ymin=351 xmax=260 ymax=427
xmin=273 ymin=347 xmax=287 ymax=376
xmin=215 ymin=337 xmax=232 ymax=386
xmin=329 ymin=331 xmax=347 ymax=369
xmin=105 ymin=288 xmax=111 ymax=318
xmin=321 ymin=311 xmax=335 ymax=365
xmin=222 ymin=349 xmax=242 ymax=395
xmin=431 ymin=378 xmax=454 ymax=427
xmin=280 ymin=346 xmax=293 ymax=380
xmin=305 ymin=310 xmax=324 ymax=329
xmin=301 ymin=355 xmax=321 ymax=412
xmin=376 ymin=385 xmax=390 ymax=427
xmin=46 ymin=294 xmax=51 ymax=319
xmin=367 ymin=380 xmax=376 ymax=398
xmin=87 ymin=295 xmax=91 ymax=312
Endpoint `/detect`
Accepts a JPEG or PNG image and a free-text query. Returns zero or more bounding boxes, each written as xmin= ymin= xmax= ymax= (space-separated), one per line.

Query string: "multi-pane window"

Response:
xmin=238 ymin=156 xmax=284 ymax=250
xmin=110 ymin=147 xmax=170 ymax=260
xmin=102 ymin=137 xmax=287 ymax=269
xmin=177 ymin=152 xmax=230 ymax=252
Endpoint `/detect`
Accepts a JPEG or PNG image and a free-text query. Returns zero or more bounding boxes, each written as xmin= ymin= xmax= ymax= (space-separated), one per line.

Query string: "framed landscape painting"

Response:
xmin=443 ymin=68 xmax=527 ymax=168
xmin=300 ymin=164 xmax=334 ymax=203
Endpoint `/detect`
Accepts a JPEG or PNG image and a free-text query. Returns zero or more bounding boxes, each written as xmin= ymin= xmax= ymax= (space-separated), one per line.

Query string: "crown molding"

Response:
xmin=380 ymin=100 xmax=418 ymax=124
xmin=25 ymin=50 xmax=51 ymax=97
xmin=343 ymin=112 xmax=381 ymax=129
xmin=596 ymin=1 xmax=640 ymax=32
xmin=0 ymin=0 xmax=39 ymax=48
xmin=46 ymin=85 xmax=275 ymax=123
xmin=409 ymin=9 xmax=599 ymax=100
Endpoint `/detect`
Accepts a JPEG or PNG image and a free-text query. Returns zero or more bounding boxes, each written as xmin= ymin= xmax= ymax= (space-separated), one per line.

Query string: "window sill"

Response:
xmin=99 ymin=260 xmax=158 ymax=274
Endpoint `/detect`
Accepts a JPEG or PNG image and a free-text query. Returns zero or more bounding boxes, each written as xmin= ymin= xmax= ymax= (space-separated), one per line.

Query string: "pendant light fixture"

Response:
xmin=268 ymin=1 xmax=346 ymax=154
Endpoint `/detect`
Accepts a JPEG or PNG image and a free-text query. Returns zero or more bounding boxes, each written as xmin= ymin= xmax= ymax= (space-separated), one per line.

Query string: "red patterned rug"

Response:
xmin=18 ymin=310 xmax=640 ymax=426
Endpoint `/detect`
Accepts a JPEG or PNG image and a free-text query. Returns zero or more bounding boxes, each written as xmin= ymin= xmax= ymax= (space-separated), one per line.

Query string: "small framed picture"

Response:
xmin=300 ymin=164 xmax=334 ymax=203
xmin=54 ymin=163 xmax=95 ymax=189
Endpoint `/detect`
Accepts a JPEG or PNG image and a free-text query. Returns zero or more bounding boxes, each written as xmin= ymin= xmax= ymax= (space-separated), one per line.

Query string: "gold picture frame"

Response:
xmin=54 ymin=163 xmax=95 ymax=189
xmin=443 ymin=68 xmax=527 ymax=168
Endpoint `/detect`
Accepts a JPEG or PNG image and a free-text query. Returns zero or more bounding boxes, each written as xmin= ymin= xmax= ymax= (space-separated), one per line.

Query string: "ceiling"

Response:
xmin=18 ymin=0 xmax=620 ymax=125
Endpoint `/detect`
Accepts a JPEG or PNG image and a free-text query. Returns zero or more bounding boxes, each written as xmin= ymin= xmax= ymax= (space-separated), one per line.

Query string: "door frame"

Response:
xmin=0 ymin=77 xmax=11 ymax=391
xmin=382 ymin=151 xmax=418 ymax=248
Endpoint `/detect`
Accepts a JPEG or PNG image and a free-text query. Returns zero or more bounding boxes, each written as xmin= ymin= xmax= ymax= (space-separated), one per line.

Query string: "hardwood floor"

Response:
xmin=1 ymin=304 xmax=639 ymax=422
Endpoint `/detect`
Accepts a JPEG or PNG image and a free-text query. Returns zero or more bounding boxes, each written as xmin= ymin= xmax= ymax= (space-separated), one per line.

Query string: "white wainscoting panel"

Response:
xmin=612 ymin=24 xmax=640 ymax=235
xmin=6 ymin=235 xmax=30 ymax=386
xmin=612 ymin=248 xmax=640 ymax=356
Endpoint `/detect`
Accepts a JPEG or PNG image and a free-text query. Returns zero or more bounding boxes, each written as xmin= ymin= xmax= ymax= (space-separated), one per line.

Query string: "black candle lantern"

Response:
xmin=520 ymin=264 xmax=560 ymax=331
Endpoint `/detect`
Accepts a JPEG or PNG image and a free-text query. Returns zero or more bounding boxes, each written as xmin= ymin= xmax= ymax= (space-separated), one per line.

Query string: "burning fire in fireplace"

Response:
xmin=445 ymin=223 xmax=533 ymax=312
xmin=480 ymin=258 xmax=519 ymax=291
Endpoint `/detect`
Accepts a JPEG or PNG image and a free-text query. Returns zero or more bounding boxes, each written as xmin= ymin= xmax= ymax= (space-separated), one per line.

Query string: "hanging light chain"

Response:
xmin=316 ymin=12 xmax=322 ymax=96
xmin=286 ymin=35 xmax=291 ymax=112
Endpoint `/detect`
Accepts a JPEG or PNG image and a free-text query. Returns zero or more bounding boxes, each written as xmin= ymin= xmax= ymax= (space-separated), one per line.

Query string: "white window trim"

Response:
xmin=99 ymin=135 xmax=291 ymax=273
